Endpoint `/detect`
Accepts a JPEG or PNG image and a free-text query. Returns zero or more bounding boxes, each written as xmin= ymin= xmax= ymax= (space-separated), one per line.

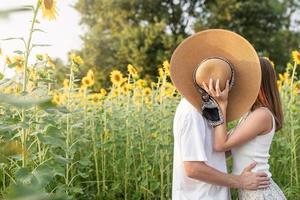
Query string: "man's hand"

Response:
xmin=238 ymin=162 xmax=270 ymax=190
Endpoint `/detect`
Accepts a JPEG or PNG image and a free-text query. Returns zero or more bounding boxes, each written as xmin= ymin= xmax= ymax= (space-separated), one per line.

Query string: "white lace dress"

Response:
xmin=238 ymin=179 xmax=286 ymax=200
xmin=230 ymin=108 xmax=287 ymax=200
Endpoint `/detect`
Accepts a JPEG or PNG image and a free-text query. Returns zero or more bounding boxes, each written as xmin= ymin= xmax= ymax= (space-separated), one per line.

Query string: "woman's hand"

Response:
xmin=202 ymin=78 xmax=230 ymax=108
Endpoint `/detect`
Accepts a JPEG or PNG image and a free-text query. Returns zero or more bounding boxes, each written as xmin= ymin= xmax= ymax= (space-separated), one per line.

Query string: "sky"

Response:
xmin=0 ymin=0 xmax=84 ymax=77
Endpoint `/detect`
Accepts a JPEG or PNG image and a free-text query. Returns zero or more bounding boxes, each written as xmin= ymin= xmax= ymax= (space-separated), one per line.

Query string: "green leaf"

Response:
xmin=0 ymin=124 xmax=21 ymax=132
xmin=0 ymin=93 xmax=52 ymax=108
xmin=32 ymin=44 xmax=52 ymax=47
xmin=13 ymin=50 xmax=24 ymax=55
xmin=32 ymin=164 xmax=54 ymax=188
xmin=37 ymin=133 xmax=65 ymax=149
xmin=15 ymin=167 xmax=38 ymax=186
xmin=7 ymin=62 xmax=18 ymax=68
xmin=53 ymin=154 xmax=71 ymax=165
xmin=23 ymin=5 xmax=34 ymax=11
xmin=1 ymin=37 xmax=23 ymax=41
xmin=33 ymin=28 xmax=46 ymax=33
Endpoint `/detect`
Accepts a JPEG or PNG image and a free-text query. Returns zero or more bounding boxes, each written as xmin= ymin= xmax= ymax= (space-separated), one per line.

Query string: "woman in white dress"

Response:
xmin=203 ymin=57 xmax=287 ymax=200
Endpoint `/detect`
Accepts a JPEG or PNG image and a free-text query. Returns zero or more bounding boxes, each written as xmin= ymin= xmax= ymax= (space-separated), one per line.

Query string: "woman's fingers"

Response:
xmin=209 ymin=78 xmax=216 ymax=96
xmin=215 ymin=79 xmax=221 ymax=97
xmin=202 ymin=79 xmax=229 ymax=97
xmin=225 ymin=80 xmax=230 ymax=92
xmin=202 ymin=81 xmax=210 ymax=94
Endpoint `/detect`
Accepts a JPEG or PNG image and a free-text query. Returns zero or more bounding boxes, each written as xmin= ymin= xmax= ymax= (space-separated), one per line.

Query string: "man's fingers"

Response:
xmin=259 ymin=181 xmax=270 ymax=186
xmin=256 ymin=172 xmax=268 ymax=177
xmin=258 ymin=177 xmax=270 ymax=181
xmin=244 ymin=162 xmax=256 ymax=172
xmin=258 ymin=184 xmax=269 ymax=189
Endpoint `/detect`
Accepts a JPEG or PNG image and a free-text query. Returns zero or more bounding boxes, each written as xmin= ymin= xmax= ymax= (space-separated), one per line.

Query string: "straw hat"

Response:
xmin=170 ymin=29 xmax=261 ymax=122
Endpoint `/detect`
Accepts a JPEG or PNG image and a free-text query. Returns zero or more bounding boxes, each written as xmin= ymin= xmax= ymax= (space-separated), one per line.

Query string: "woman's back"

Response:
xmin=231 ymin=107 xmax=275 ymax=177
xmin=231 ymin=107 xmax=286 ymax=200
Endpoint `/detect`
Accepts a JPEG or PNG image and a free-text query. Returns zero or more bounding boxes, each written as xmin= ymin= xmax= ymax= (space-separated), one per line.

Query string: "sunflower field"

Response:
xmin=0 ymin=1 xmax=299 ymax=200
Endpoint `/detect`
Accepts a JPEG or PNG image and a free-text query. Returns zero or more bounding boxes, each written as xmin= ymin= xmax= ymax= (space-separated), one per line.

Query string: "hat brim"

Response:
xmin=170 ymin=29 xmax=261 ymax=121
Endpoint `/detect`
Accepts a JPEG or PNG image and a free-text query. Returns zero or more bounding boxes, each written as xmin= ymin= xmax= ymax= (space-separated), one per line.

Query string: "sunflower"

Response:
xmin=90 ymin=93 xmax=102 ymax=104
xmin=292 ymin=50 xmax=300 ymax=65
xmin=100 ymin=88 xmax=107 ymax=96
xmin=82 ymin=76 xmax=94 ymax=87
xmin=27 ymin=81 xmax=36 ymax=92
xmin=164 ymin=82 xmax=175 ymax=97
xmin=263 ymin=57 xmax=274 ymax=68
xmin=45 ymin=54 xmax=56 ymax=69
xmin=79 ymin=86 xmax=87 ymax=95
xmin=52 ymin=92 xmax=64 ymax=105
xmin=121 ymin=86 xmax=129 ymax=95
xmin=144 ymin=97 xmax=152 ymax=105
xmin=111 ymin=88 xmax=119 ymax=97
xmin=71 ymin=53 xmax=84 ymax=66
xmin=28 ymin=68 xmax=37 ymax=81
xmin=151 ymin=82 xmax=157 ymax=89
xmin=163 ymin=60 xmax=170 ymax=76
xmin=87 ymin=69 xmax=95 ymax=81
xmin=277 ymin=80 xmax=282 ymax=91
xmin=122 ymin=83 xmax=133 ymax=94
xmin=279 ymin=72 xmax=289 ymax=82
xmin=127 ymin=64 xmax=138 ymax=76
xmin=40 ymin=0 xmax=58 ymax=21
xmin=4 ymin=86 xmax=14 ymax=94
xmin=125 ymin=83 xmax=133 ymax=91
xmin=110 ymin=70 xmax=125 ymax=86
xmin=15 ymin=84 xmax=22 ymax=94
xmin=135 ymin=79 xmax=147 ymax=88
xmin=63 ymin=79 xmax=70 ymax=88
xmin=5 ymin=56 xmax=12 ymax=65
xmin=143 ymin=87 xmax=152 ymax=96
xmin=12 ymin=55 xmax=24 ymax=73
xmin=158 ymin=68 xmax=164 ymax=78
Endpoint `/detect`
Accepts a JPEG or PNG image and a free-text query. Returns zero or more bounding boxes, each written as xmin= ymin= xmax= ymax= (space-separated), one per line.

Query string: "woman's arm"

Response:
xmin=202 ymin=79 xmax=272 ymax=152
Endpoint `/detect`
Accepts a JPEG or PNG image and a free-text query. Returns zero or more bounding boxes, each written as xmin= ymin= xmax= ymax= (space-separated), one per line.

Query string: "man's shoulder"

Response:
xmin=175 ymin=98 xmax=205 ymax=121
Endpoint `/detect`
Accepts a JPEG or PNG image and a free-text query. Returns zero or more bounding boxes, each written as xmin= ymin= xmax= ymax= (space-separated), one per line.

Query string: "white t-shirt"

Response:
xmin=172 ymin=98 xmax=231 ymax=200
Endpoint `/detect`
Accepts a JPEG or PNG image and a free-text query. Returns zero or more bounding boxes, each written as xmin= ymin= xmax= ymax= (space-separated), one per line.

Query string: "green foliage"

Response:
xmin=197 ymin=0 xmax=300 ymax=72
xmin=75 ymin=0 xmax=300 ymax=87
xmin=75 ymin=0 xmax=202 ymax=87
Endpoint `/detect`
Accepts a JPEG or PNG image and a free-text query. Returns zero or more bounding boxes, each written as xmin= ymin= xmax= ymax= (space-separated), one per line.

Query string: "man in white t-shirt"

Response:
xmin=170 ymin=29 xmax=270 ymax=199
xmin=172 ymin=98 xmax=269 ymax=200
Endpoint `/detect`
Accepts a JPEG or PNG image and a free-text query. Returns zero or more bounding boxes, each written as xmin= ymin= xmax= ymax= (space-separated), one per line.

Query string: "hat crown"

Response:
xmin=195 ymin=58 xmax=232 ymax=91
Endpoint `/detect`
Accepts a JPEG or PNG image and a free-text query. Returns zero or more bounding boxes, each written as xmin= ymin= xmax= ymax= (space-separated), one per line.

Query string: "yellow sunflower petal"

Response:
xmin=292 ymin=50 xmax=300 ymax=65
xmin=40 ymin=0 xmax=58 ymax=21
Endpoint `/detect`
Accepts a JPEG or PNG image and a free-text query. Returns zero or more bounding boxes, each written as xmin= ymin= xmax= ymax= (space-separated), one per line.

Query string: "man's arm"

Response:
xmin=184 ymin=161 xmax=269 ymax=190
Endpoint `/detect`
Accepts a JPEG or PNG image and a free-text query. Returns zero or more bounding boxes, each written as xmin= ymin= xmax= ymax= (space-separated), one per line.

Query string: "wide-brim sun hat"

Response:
xmin=170 ymin=29 xmax=261 ymax=122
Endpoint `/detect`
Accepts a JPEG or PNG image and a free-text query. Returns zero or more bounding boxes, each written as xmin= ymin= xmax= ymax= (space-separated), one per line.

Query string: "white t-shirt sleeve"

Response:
xmin=179 ymin=112 xmax=208 ymax=162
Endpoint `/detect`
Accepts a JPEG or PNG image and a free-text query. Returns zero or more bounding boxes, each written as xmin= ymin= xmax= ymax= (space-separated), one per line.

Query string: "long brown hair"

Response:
xmin=251 ymin=57 xmax=283 ymax=131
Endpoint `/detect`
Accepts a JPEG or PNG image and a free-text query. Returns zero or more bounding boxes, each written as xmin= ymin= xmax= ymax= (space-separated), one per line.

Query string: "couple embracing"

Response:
xmin=170 ymin=29 xmax=286 ymax=200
